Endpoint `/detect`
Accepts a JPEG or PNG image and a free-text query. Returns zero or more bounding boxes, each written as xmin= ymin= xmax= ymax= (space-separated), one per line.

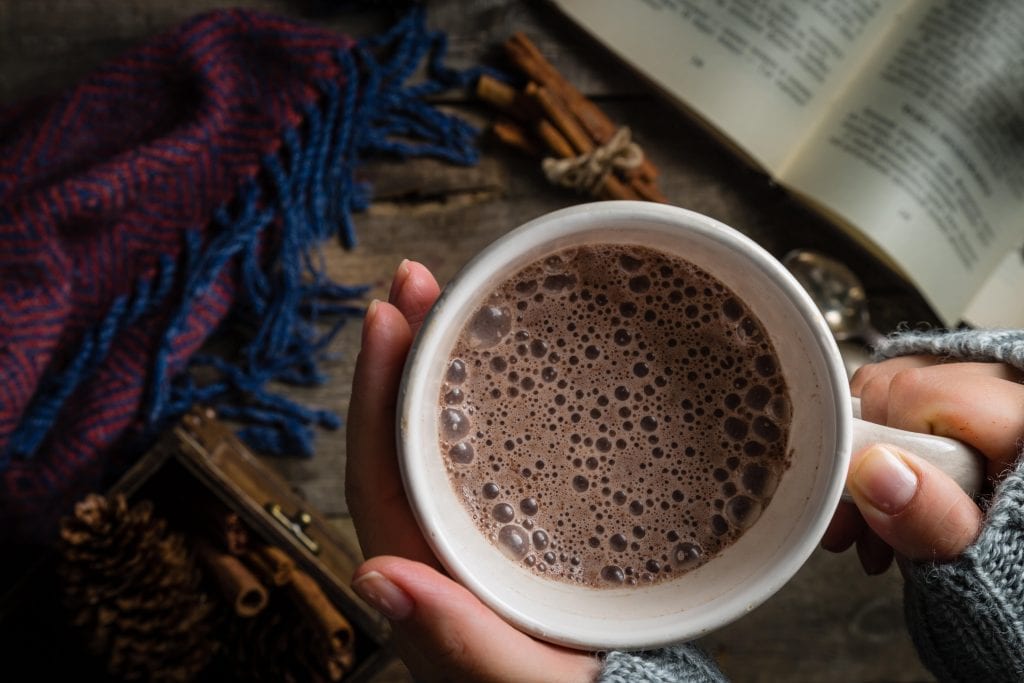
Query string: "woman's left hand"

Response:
xmin=822 ymin=356 xmax=1024 ymax=573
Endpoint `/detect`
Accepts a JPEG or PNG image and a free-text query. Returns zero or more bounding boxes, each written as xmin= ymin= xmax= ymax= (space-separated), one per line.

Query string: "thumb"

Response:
xmin=847 ymin=444 xmax=983 ymax=562
xmin=351 ymin=556 xmax=599 ymax=683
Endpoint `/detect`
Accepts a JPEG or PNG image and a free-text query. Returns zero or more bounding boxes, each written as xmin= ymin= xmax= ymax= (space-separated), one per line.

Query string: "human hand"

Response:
xmin=345 ymin=260 xmax=600 ymax=683
xmin=822 ymin=355 xmax=1024 ymax=573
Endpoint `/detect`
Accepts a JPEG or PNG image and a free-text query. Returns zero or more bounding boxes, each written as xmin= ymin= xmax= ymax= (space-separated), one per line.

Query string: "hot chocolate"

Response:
xmin=437 ymin=244 xmax=791 ymax=587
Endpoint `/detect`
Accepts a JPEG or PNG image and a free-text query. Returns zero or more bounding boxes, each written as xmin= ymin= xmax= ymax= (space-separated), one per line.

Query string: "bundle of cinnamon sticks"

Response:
xmin=198 ymin=503 xmax=356 ymax=681
xmin=479 ymin=33 xmax=667 ymax=203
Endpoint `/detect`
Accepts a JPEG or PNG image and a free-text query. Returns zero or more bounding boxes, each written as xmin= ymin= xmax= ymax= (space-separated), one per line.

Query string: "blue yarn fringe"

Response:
xmin=2 ymin=257 xmax=178 ymax=467
xmin=2 ymin=7 xmax=500 ymax=465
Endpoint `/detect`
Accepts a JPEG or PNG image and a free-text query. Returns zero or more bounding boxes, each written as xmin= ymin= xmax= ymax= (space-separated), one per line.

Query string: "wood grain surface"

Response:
xmin=2 ymin=1 xmax=938 ymax=681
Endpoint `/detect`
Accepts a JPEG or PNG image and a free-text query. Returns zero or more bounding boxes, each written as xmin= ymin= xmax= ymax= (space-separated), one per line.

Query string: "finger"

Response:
xmin=856 ymin=360 xmax=1021 ymax=427
xmin=854 ymin=356 xmax=941 ymax=425
xmin=388 ymin=259 xmax=441 ymax=338
xmin=883 ymin=365 xmax=1024 ymax=470
xmin=353 ymin=557 xmax=600 ymax=683
xmin=821 ymin=501 xmax=866 ymax=553
xmin=346 ymin=301 xmax=436 ymax=564
xmin=855 ymin=527 xmax=894 ymax=575
xmin=851 ymin=355 xmax=938 ymax=398
xmin=847 ymin=444 xmax=982 ymax=561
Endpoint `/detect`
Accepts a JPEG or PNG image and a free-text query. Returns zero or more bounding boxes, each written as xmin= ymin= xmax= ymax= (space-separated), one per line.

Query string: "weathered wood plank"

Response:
xmin=706 ymin=548 xmax=932 ymax=683
xmin=0 ymin=0 xmax=644 ymax=103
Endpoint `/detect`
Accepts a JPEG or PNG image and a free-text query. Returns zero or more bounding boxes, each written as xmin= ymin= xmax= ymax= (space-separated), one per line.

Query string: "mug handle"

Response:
xmin=846 ymin=396 xmax=987 ymax=499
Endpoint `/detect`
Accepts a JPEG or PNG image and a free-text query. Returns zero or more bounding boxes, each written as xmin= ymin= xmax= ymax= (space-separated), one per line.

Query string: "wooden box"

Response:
xmin=0 ymin=407 xmax=392 ymax=682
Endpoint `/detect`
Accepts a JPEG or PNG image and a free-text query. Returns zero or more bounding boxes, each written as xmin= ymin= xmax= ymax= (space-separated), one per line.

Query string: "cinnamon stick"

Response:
xmin=630 ymin=175 xmax=669 ymax=203
xmin=476 ymin=74 xmax=539 ymax=122
xmin=491 ymin=119 xmax=541 ymax=156
xmin=477 ymin=73 xmax=517 ymax=109
xmin=196 ymin=542 xmax=268 ymax=617
xmin=526 ymin=82 xmax=593 ymax=155
xmin=244 ymin=545 xmax=296 ymax=587
xmin=536 ymin=118 xmax=576 ymax=159
xmin=600 ymin=174 xmax=642 ymax=201
xmin=505 ymin=32 xmax=659 ymax=182
xmin=288 ymin=570 xmax=356 ymax=680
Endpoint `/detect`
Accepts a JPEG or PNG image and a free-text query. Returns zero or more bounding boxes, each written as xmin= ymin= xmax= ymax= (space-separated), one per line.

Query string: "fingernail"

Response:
xmin=389 ymin=259 xmax=412 ymax=303
xmin=850 ymin=446 xmax=918 ymax=514
xmin=352 ymin=570 xmax=413 ymax=621
xmin=362 ymin=299 xmax=380 ymax=339
xmin=366 ymin=299 xmax=380 ymax=323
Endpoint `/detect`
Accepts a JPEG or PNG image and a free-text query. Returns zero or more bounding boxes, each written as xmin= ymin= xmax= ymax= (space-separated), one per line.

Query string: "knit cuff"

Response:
xmin=872 ymin=329 xmax=1024 ymax=372
xmin=599 ymin=643 xmax=727 ymax=683
xmin=902 ymin=457 xmax=1024 ymax=681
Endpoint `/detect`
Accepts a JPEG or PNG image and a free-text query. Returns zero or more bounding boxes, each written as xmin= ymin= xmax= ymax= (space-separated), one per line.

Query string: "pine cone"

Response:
xmin=58 ymin=493 xmax=220 ymax=682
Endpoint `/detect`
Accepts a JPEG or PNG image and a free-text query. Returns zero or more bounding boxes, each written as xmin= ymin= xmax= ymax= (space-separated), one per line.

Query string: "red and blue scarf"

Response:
xmin=0 ymin=8 xmax=485 ymax=542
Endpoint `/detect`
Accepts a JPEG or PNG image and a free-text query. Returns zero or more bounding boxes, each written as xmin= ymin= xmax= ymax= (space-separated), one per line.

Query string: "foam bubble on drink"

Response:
xmin=673 ymin=542 xmax=702 ymax=568
xmin=449 ymin=442 xmax=474 ymax=464
xmin=498 ymin=525 xmax=530 ymax=559
xmin=469 ymin=305 xmax=512 ymax=348
xmin=447 ymin=359 xmax=467 ymax=384
xmin=438 ymin=245 xmax=791 ymax=588
xmin=440 ymin=408 xmax=470 ymax=440
xmin=492 ymin=503 xmax=515 ymax=523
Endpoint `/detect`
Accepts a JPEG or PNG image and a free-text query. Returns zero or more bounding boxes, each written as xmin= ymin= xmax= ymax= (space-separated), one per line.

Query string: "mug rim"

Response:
xmin=396 ymin=201 xmax=851 ymax=649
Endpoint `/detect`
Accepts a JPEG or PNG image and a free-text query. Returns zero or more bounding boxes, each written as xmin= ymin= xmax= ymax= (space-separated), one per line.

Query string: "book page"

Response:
xmin=553 ymin=0 xmax=910 ymax=171
xmin=963 ymin=249 xmax=1024 ymax=329
xmin=781 ymin=0 xmax=1024 ymax=325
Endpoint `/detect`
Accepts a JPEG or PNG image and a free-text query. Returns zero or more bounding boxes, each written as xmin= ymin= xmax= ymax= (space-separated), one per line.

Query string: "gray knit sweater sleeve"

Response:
xmin=902 ymin=458 xmax=1024 ymax=681
xmin=871 ymin=328 xmax=1024 ymax=368
xmin=873 ymin=329 xmax=1024 ymax=681
xmin=599 ymin=644 xmax=727 ymax=682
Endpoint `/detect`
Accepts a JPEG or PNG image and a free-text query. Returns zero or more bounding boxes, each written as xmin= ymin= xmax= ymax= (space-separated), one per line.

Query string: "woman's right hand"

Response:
xmin=345 ymin=260 xmax=601 ymax=682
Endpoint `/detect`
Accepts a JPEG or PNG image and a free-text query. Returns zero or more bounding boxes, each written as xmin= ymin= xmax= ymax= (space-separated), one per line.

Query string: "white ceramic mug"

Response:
xmin=397 ymin=202 xmax=984 ymax=651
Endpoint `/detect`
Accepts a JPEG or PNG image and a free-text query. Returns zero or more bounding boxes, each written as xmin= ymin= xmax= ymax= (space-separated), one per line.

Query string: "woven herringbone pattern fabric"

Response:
xmin=0 ymin=8 xmax=483 ymax=542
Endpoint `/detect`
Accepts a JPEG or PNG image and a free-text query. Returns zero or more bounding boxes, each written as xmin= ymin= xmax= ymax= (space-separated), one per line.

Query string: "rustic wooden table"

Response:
xmin=2 ymin=1 xmax=938 ymax=681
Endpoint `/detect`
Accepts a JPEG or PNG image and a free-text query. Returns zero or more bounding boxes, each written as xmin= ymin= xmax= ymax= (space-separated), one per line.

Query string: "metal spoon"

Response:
xmin=782 ymin=250 xmax=884 ymax=376
xmin=782 ymin=250 xmax=885 ymax=345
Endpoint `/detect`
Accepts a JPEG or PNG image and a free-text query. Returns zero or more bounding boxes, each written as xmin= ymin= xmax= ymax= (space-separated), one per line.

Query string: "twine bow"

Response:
xmin=542 ymin=126 xmax=644 ymax=195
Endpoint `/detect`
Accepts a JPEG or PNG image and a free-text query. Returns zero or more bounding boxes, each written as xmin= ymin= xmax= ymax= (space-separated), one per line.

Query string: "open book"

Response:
xmin=552 ymin=0 xmax=1024 ymax=328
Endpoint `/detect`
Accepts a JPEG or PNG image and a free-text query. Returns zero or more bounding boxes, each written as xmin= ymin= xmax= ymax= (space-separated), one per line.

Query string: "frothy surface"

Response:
xmin=438 ymin=245 xmax=791 ymax=587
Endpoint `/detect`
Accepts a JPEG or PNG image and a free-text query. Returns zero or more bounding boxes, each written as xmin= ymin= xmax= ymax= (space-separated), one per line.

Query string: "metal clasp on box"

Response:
xmin=265 ymin=502 xmax=320 ymax=555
